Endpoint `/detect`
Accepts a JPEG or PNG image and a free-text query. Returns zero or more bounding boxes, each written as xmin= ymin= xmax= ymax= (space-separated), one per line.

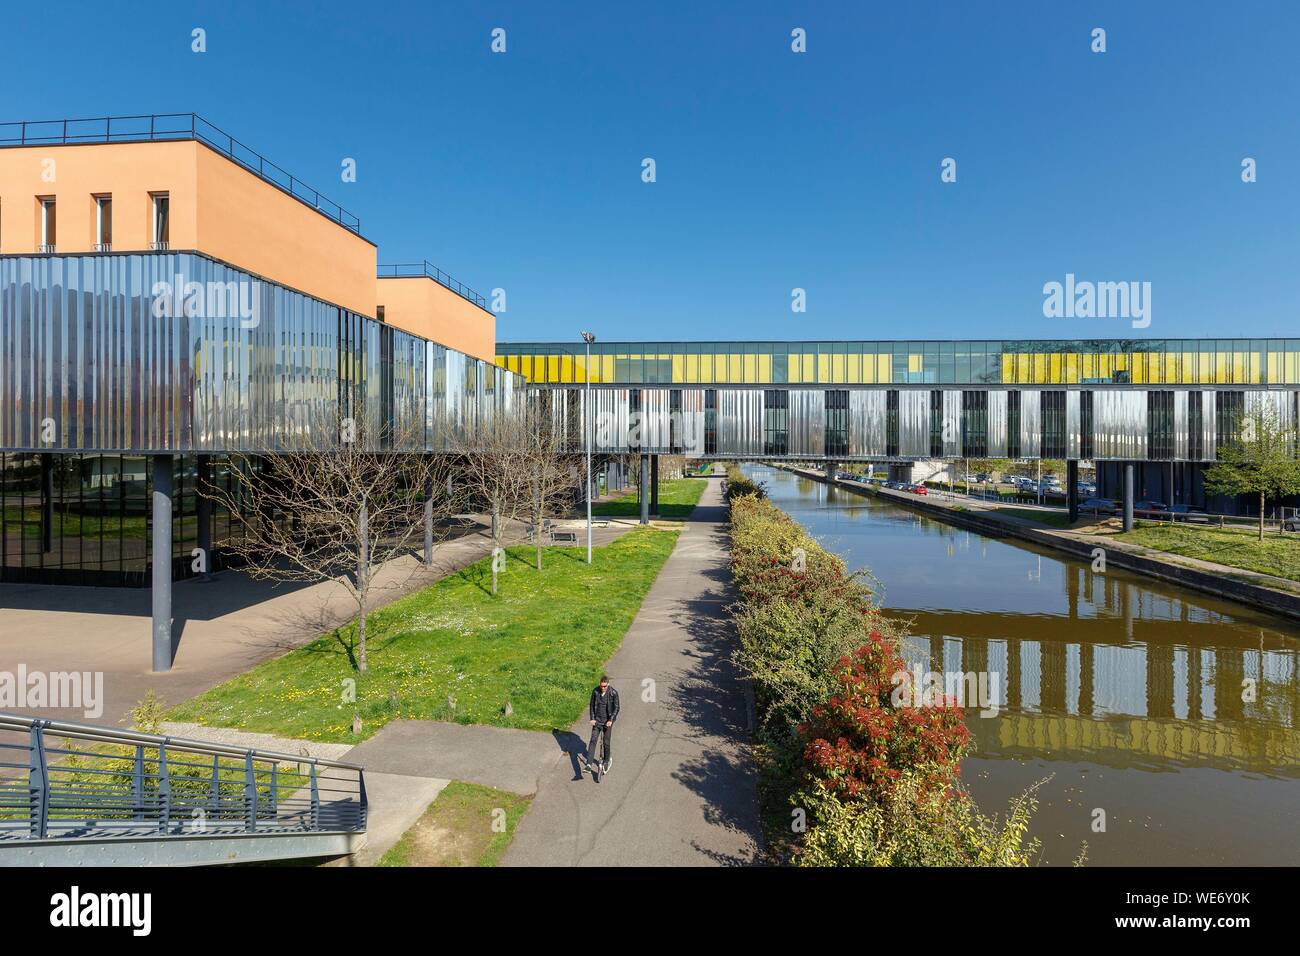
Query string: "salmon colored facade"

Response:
xmin=0 ymin=139 xmax=381 ymax=317
xmin=377 ymin=275 xmax=496 ymax=362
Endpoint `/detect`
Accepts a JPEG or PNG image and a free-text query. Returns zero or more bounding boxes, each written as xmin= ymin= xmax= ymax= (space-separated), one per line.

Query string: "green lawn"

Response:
xmin=994 ymin=506 xmax=1076 ymax=529
xmin=376 ymin=781 xmax=531 ymax=867
xmin=1114 ymin=521 xmax=1300 ymax=582
xmin=592 ymin=477 xmax=707 ymax=520
xmin=170 ymin=526 xmax=680 ymax=741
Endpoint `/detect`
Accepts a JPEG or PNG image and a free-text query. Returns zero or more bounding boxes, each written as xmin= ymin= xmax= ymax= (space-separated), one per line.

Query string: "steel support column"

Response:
xmin=151 ymin=455 xmax=174 ymax=673
xmin=1123 ymin=462 xmax=1135 ymax=532
xmin=650 ymin=454 xmax=659 ymax=515
xmin=1067 ymin=459 xmax=1079 ymax=523
xmin=640 ymin=453 xmax=650 ymax=524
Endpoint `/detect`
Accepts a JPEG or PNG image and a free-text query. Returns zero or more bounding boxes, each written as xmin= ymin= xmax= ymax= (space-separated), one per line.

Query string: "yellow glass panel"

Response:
xmin=817 ymin=353 xmax=830 ymax=383
xmin=1031 ymin=353 xmax=1046 ymax=383
xmin=698 ymin=353 xmax=712 ymax=382
xmin=803 ymin=353 xmax=815 ymax=383
xmin=1233 ymin=352 xmax=1245 ymax=383
xmin=544 ymin=355 xmax=558 ymax=382
xmin=561 ymin=354 xmax=575 ymax=383
xmin=1064 ymin=353 xmax=1078 ymax=383
xmin=847 ymin=353 xmax=861 ymax=384
xmin=729 ymin=354 xmax=742 ymax=383
xmin=877 ymin=353 xmax=891 ymax=383
xmin=832 ymin=353 xmax=845 ymax=383
xmin=908 ymin=354 xmax=923 ymax=374
xmin=785 ymin=353 xmax=799 ymax=384
xmin=1288 ymin=352 xmax=1300 ymax=384
xmin=743 ymin=353 xmax=756 ymax=383
xmin=672 ymin=354 xmax=685 ymax=383
xmin=1268 ymin=352 xmax=1280 ymax=384
xmin=1049 ymin=353 xmax=1062 ymax=383
xmin=758 ymin=353 xmax=772 ymax=383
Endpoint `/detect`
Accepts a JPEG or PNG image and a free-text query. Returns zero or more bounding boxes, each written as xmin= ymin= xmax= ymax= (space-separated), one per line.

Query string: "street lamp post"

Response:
xmin=581 ymin=331 xmax=596 ymax=564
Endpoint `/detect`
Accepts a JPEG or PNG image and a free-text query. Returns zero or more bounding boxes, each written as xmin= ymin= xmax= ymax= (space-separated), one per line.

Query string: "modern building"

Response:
xmin=496 ymin=338 xmax=1300 ymax=511
xmin=5 ymin=113 xmax=1299 ymax=670
xmin=0 ymin=114 xmax=518 ymax=617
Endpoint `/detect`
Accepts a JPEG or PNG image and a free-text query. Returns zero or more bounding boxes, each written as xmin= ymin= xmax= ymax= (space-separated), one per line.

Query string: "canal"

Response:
xmin=744 ymin=464 xmax=1300 ymax=866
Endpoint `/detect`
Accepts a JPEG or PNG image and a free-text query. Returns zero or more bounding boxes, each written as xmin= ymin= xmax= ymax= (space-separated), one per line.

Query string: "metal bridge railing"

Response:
xmin=0 ymin=714 xmax=366 ymax=843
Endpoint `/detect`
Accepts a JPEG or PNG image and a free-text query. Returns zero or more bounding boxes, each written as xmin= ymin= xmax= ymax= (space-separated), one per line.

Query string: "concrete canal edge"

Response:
xmin=775 ymin=465 xmax=1300 ymax=623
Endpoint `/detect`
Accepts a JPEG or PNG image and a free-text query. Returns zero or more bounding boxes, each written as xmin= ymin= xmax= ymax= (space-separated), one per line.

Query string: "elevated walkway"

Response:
xmin=0 ymin=714 xmax=366 ymax=866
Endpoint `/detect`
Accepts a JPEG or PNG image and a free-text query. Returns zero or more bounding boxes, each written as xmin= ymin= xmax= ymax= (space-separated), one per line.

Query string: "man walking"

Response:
xmin=585 ymin=675 xmax=620 ymax=777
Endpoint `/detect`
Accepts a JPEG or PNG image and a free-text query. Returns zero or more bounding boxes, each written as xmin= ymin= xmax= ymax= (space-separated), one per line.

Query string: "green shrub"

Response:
xmin=724 ymin=463 xmax=767 ymax=502
xmin=793 ymin=774 xmax=1042 ymax=867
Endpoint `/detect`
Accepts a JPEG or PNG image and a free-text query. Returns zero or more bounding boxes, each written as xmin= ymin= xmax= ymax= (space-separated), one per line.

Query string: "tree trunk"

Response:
xmin=534 ymin=494 xmax=543 ymax=572
xmin=1259 ymin=491 xmax=1265 ymax=542
xmin=358 ymin=499 xmax=369 ymax=671
xmin=357 ymin=593 xmax=368 ymax=672
xmin=491 ymin=505 xmax=499 ymax=596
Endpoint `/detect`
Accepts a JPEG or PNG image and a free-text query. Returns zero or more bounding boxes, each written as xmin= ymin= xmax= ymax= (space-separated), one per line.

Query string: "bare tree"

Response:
xmin=202 ymin=419 xmax=458 ymax=672
xmin=454 ymin=407 xmax=537 ymax=594
xmin=520 ymin=404 xmax=582 ymax=570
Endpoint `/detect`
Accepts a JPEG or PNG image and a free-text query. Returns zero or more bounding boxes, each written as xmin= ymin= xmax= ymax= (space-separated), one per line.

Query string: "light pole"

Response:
xmin=581 ymin=331 xmax=596 ymax=564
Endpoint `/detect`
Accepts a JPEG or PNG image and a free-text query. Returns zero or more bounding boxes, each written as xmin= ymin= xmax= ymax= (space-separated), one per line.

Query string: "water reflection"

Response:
xmin=747 ymin=465 xmax=1300 ymax=864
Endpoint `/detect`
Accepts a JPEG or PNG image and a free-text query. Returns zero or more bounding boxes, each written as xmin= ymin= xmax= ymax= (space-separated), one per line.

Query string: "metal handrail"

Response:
xmin=0 ymin=113 xmax=361 ymax=234
xmin=0 ymin=713 xmax=366 ymax=843
xmin=378 ymin=260 xmax=488 ymax=310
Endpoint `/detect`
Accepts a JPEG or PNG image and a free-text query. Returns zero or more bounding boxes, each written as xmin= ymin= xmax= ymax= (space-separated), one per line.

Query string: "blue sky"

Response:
xmin=4 ymin=1 xmax=1298 ymax=343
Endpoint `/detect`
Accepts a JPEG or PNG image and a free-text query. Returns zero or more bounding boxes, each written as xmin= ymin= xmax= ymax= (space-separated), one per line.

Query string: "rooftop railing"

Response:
xmin=378 ymin=260 xmax=488 ymax=310
xmin=0 ymin=713 xmax=366 ymax=843
xmin=0 ymin=113 xmax=362 ymax=233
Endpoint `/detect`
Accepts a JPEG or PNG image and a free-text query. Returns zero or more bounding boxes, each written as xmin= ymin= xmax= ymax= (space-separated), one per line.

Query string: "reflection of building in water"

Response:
xmin=895 ymin=581 xmax=1300 ymax=773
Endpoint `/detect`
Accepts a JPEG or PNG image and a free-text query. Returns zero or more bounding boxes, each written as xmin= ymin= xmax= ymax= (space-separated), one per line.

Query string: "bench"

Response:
xmin=551 ymin=530 xmax=579 ymax=544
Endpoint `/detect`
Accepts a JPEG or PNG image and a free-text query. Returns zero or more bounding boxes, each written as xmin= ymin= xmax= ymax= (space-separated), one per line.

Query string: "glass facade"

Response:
xmin=0 ymin=452 xmax=269 ymax=586
xmin=497 ymin=339 xmax=1300 ymax=387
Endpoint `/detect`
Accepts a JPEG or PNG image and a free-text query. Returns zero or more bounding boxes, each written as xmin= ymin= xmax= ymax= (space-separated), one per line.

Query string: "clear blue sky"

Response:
xmin=5 ymin=1 xmax=1297 ymax=343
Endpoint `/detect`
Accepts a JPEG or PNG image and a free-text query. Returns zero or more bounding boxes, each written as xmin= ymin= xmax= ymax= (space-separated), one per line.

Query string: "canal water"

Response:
xmin=743 ymin=464 xmax=1300 ymax=866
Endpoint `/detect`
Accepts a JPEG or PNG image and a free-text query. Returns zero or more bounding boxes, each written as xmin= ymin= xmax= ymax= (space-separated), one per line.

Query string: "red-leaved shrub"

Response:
xmin=799 ymin=631 xmax=970 ymax=805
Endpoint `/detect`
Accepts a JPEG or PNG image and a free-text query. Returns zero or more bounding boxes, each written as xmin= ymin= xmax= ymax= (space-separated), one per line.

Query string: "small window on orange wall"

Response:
xmin=150 ymin=193 xmax=170 ymax=250
xmin=94 ymin=195 xmax=112 ymax=251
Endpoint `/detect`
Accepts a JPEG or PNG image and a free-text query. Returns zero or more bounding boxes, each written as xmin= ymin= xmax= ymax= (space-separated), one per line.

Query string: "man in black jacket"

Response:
xmin=585 ymin=675 xmax=620 ymax=775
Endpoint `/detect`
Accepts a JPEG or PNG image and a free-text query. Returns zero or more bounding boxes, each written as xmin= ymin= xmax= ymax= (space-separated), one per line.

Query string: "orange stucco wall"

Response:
xmin=0 ymin=140 xmax=198 ymax=254
xmin=0 ymin=140 xmax=376 ymax=316
xmin=378 ymin=277 xmax=496 ymax=362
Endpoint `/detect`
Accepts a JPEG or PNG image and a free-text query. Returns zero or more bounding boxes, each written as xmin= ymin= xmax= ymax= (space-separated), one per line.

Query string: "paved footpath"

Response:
xmin=502 ymin=478 xmax=762 ymax=866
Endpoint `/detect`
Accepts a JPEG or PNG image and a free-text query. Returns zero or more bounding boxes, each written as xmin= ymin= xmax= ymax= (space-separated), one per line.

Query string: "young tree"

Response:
xmin=455 ymin=405 xmax=536 ymax=593
xmin=521 ymin=402 xmax=581 ymax=570
xmin=1203 ymin=405 xmax=1300 ymax=540
xmin=202 ymin=419 xmax=457 ymax=672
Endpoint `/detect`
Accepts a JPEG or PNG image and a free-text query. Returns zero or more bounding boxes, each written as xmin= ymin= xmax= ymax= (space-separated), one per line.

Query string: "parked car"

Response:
xmin=1167 ymin=504 xmax=1210 ymax=523
xmin=1081 ymin=497 xmax=1120 ymax=514
xmin=911 ymin=483 xmax=928 ymax=495
xmin=1284 ymin=515 xmax=1300 ymax=532
xmin=1134 ymin=500 xmax=1168 ymax=515
xmin=975 ymin=473 xmax=992 ymax=484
